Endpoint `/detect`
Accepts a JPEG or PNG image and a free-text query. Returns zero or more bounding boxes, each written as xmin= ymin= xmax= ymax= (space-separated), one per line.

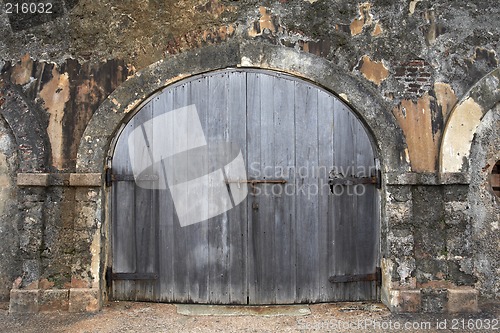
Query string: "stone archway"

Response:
xmin=0 ymin=78 xmax=50 ymax=172
xmin=439 ymin=68 xmax=500 ymax=301
xmin=76 ymin=41 xmax=410 ymax=309
xmin=440 ymin=68 xmax=500 ymax=174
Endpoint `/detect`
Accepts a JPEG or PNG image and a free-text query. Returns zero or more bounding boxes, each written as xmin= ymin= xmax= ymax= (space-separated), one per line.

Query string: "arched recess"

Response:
xmin=0 ymin=113 xmax=21 ymax=302
xmin=109 ymin=68 xmax=381 ymax=304
xmin=440 ymin=68 xmax=500 ymax=174
xmin=0 ymin=78 xmax=50 ymax=172
xmin=75 ymin=41 xmax=410 ymax=304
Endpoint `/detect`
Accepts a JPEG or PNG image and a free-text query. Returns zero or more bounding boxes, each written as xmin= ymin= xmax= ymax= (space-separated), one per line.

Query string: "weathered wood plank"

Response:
xmin=207 ymin=72 xmax=230 ymax=304
xmin=112 ymin=119 xmax=136 ymax=300
xmin=272 ymin=75 xmax=296 ymax=304
xmin=317 ymin=90 xmax=335 ymax=302
xmin=132 ymin=102 xmax=156 ymax=301
xmin=155 ymin=89 xmax=175 ymax=302
xmin=332 ymin=99 xmax=356 ymax=301
xmin=171 ymin=81 xmax=191 ymax=302
xmin=255 ymin=72 xmax=277 ymax=304
xmin=246 ymin=72 xmax=261 ymax=304
xmin=186 ymin=75 xmax=210 ymax=303
xmin=353 ymin=110 xmax=378 ymax=300
xmin=294 ymin=81 xmax=320 ymax=303
xmin=226 ymin=71 xmax=247 ymax=304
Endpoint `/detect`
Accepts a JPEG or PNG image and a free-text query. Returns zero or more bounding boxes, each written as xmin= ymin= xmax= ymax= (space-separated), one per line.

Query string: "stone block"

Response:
xmin=74 ymin=202 xmax=99 ymax=230
xmin=444 ymin=201 xmax=469 ymax=225
xmin=389 ymin=289 xmax=421 ymax=313
xmin=9 ymin=289 xmax=40 ymax=313
xmin=75 ymin=188 xmax=99 ymax=202
xmin=421 ymin=288 xmax=447 ymax=313
xmin=387 ymin=201 xmax=411 ymax=225
xmin=17 ymin=173 xmax=49 ymax=187
xmin=389 ymin=230 xmax=414 ymax=256
xmin=68 ymin=288 xmax=100 ymax=312
xmin=447 ymin=288 xmax=479 ymax=313
xmin=69 ymin=173 xmax=102 ymax=187
xmin=39 ymin=289 xmax=69 ymax=312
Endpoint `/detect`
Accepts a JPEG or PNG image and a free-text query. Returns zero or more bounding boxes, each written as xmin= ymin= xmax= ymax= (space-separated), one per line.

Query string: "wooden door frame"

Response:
xmin=76 ymin=41 xmax=410 ymax=309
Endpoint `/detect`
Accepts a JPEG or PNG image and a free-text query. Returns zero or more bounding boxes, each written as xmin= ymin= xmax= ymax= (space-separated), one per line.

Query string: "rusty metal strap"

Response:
xmin=112 ymin=174 xmax=159 ymax=181
xmin=328 ymin=176 xmax=377 ymax=186
xmin=329 ymin=169 xmax=381 ymax=189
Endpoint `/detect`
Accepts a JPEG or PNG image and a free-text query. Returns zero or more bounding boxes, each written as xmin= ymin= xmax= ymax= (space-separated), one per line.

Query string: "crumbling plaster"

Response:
xmin=468 ymin=105 xmax=500 ymax=300
xmin=0 ymin=0 xmax=498 ymax=313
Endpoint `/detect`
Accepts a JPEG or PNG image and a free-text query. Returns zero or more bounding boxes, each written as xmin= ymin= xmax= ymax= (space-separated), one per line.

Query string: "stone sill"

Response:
xmin=388 ymin=287 xmax=479 ymax=314
xmin=9 ymin=288 xmax=100 ymax=313
xmin=17 ymin=173 xmax=102 ymax=187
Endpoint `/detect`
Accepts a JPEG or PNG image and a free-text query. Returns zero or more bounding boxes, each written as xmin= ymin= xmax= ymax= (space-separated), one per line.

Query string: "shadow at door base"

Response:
xmin=176 ymin=304 xmax=312 ymax=316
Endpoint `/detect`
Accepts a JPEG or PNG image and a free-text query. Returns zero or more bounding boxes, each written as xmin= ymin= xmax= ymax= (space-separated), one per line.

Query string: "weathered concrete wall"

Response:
xmin=0 ymin=0 xmax=498 ymax=313
xmin=0 ymin=116 xmax=20 ymax=302
xmin=469 ymin=105 xmax=500 ymax=300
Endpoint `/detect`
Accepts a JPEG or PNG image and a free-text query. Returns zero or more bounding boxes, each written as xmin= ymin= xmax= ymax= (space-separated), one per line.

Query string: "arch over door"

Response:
xmin=110 ymin=69 xmax=380 ymax=304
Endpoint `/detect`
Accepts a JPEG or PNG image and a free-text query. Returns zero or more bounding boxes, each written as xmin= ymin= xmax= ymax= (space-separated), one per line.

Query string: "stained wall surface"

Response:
xmin=0 ymin=0 xmax=498 ymax=312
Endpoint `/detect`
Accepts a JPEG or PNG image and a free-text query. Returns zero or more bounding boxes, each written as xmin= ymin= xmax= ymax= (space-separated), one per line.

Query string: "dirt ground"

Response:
xmin=1 ymin=300 xmax=498 ymax=333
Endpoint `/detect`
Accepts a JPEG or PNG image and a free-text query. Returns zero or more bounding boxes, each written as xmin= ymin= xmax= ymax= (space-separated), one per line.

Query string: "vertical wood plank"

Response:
xmin=332 ymin=99 xmax=356 ymax=301
xmin=132 ymin=102 xmax=156 ymax=300
xmin=255 ymin=72 xmax=277 ymax=304
xmin=317 ymin=90 xmax=335 ymax=302
xmin=354 ymin=112 xmax=378 ymax=300
xmin=272 ymin=75 xmax=297 ymax=304
xmin=186 ymin=76 xmax=210 ymax=303
xmin=226 ymin=71 xmax=248 ymax=304
xmin=294 ymin=81 xmax=320 ymax=303
xmin=246 ymin=72 xmax=261 ymax=304
xmin=171 ymin=82 xmax=191 ymax=302
xmin=155 ymin=88 xmax=175 ymax=302
xmin=207 ymin=72 xmax=230 ymax=304
xmin=112 ymin=122 xmax=136 ymax=300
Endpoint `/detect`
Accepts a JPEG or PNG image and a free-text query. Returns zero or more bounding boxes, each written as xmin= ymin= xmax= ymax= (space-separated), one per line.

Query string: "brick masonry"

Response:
xmin=394 ymin=60 xmax=434 ymax=97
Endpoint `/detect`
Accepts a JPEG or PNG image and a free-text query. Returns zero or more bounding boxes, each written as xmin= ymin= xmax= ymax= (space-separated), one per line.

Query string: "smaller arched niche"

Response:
xmin=468 ymin=106 xmax=500 ymax=299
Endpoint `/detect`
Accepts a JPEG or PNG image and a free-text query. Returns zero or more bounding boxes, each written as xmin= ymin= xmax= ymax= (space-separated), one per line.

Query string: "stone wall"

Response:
xmin=0 ymin=0 xmax=498 ymax=313
xmin=0 ymin=116 xmax=19 ymax=302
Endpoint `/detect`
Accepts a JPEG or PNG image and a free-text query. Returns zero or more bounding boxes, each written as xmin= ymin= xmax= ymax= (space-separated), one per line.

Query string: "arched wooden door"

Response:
xmin=109 ymin=69 xmax=380 ymax=304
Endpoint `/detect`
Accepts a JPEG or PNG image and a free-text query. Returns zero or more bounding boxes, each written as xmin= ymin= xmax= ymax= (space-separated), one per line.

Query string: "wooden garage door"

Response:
xmin=110 ymin=69 xmax=380 ymax=304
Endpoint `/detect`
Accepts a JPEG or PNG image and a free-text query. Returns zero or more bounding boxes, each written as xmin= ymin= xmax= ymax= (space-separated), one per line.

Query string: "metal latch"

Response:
xmin=329 ymin=267 xmax=382 ymax=286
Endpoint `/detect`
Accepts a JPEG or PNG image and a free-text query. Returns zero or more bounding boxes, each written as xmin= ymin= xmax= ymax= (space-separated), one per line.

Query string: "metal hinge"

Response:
xmin=329 ymin=267 xmax=382 ymax=286
xmin=105 ymin=168 xmax=159 ymax=187
xmin=105 ymin=167 xmax=113 ymax=187
xmin=329 ymin=169 xmax=381 ymax=189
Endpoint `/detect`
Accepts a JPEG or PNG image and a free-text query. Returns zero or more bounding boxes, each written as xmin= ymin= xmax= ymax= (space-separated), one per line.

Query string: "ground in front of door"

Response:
xmin=1 ymin=301 xmax=498 ymax=332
